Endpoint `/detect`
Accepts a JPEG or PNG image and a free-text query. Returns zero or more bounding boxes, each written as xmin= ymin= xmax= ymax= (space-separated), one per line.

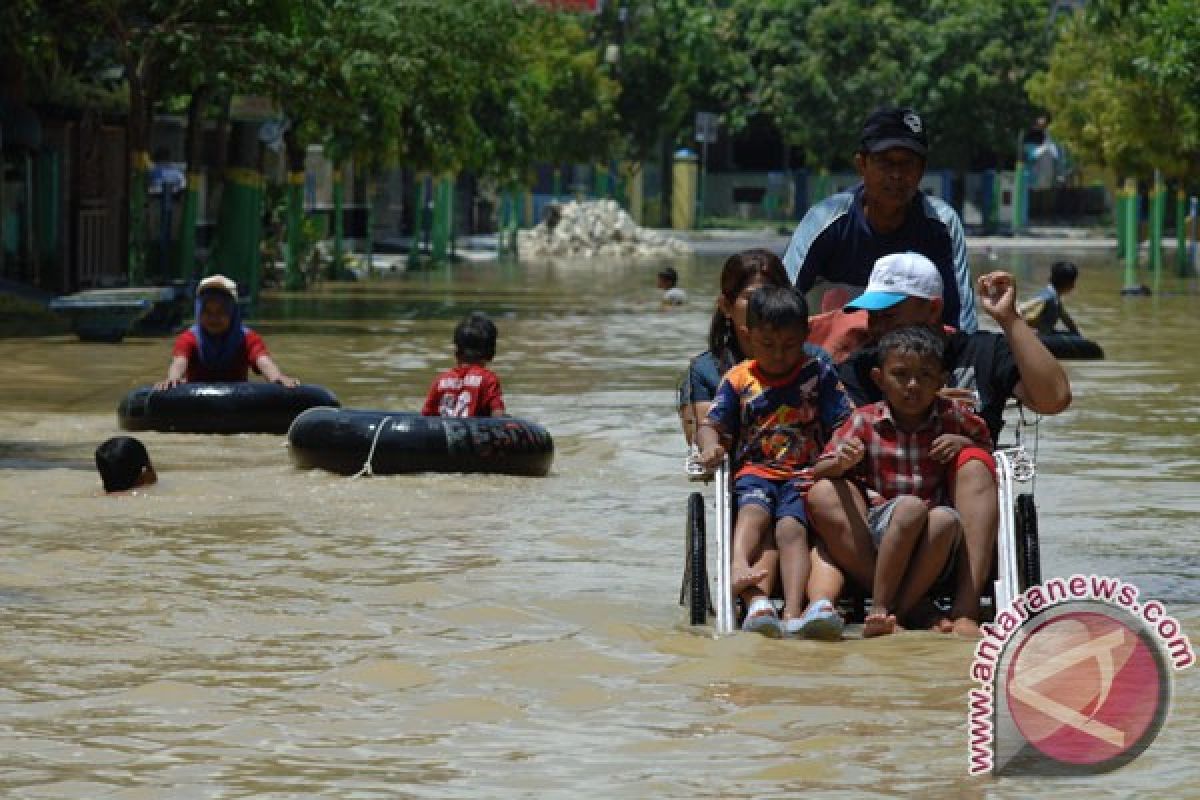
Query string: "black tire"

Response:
xmin=682 ymin=491 xmax=709 ymax=625
xmin=1016 ymin=493 xmax=1042 ymax=590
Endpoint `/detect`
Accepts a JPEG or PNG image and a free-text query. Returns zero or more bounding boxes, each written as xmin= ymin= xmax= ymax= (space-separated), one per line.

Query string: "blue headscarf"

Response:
xmin=191 ymin=289 xmax=247 ymax=369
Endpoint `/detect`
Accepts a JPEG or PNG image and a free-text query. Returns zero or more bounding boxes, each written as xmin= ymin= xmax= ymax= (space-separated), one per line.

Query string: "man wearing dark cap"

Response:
xmin=782 ymin=106 xmax=977 ymax=334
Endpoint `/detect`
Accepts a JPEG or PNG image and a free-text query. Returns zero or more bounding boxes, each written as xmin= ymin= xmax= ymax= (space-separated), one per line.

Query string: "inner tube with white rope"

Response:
xmin=286 ymin=407 xmax=554 ymax=477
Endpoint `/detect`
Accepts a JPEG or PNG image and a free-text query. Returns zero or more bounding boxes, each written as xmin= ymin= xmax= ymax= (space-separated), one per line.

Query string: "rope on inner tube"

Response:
xmin=351 ymin=415 xmax=393 ymax=479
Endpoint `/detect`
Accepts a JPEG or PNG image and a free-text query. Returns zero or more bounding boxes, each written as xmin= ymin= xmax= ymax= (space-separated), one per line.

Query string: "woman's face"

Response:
xmin=720 ymin=275 xmax=770 ymax=353
xmin=198 ymin=295 xmax=232 ymax=336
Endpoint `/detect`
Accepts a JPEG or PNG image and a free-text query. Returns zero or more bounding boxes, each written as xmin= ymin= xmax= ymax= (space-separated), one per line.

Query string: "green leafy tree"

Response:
xmin=1029 ymin=2 xmax=1200 ymax=182
xmin=718 ymin=0 xmax=1049 ymax=170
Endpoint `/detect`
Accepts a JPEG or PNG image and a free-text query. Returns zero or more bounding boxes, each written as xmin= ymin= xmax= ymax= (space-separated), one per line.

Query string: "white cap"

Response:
xmin=197 ymin=274 xmax=238 ymax=301
xmin=844 ymin=252 xmax=942 ymax=312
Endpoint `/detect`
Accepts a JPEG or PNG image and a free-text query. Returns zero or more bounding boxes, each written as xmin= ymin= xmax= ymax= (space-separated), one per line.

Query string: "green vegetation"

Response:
xmin=1029 ymin=1 xmax=1200 ymax=183
xmin=4 ymin=0 xmax=1197 ymax=238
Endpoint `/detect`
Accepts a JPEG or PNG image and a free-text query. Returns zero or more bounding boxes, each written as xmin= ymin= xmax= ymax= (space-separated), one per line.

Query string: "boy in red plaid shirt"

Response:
xmin=813 ymin=325 xmax=992 ymax=637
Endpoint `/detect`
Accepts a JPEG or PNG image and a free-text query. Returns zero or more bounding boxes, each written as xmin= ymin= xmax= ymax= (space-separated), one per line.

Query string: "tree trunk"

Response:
xmin=284 ymin=130 xmax=307 ymax=290
xmin=175 ymin=84 xmax=211 ymax=281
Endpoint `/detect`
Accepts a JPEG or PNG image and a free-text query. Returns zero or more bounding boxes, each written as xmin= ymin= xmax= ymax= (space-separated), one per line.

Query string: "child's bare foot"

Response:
xmin=863 ymin=612 xmax=897 ymax=638
xmin=951 ymin=617 xmax=982 ymax=638
xmin=731 ymin=566 xmax=769 ymax=593
xmin=931 ymin=617 xmax=955 ymax=634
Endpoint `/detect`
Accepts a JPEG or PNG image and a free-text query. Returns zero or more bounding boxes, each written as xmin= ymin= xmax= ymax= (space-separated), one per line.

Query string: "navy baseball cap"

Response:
xmin=860 ymin=106 xmax=928 ymax=157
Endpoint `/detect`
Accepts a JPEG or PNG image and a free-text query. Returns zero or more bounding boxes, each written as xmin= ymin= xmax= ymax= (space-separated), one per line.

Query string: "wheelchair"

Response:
xmin=680 ymin=406 xmax=1043 ymax=634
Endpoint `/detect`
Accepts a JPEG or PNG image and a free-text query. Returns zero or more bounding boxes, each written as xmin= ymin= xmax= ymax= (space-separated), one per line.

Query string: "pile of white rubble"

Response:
xmin=517 ymin=199 xmax=690 ymax=260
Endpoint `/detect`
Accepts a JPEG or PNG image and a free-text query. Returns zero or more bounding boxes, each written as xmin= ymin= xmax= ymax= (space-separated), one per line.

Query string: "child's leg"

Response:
xmin=775 ymin=516 xmax=810 ymax=622
xmin=866 ymin=496 xmax=928 ymax=638
xmin=807 ymin=542 xmax=845 ymax=607
xmin=894 ymin=508 xmax=963 ymax=629
xmin=730 ymin=503 xmax=777 ymax=598
xmin=806 ymin=478 xmax=876 ymax=591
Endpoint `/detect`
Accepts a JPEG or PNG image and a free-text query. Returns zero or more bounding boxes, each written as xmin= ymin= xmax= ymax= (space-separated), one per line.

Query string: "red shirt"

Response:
xmin=172 ymin=328 xmax=269 ymax=382
xmin=823 ymin=395 xmax=992 ymax=507
xmin=421 ymin=364 xmax=506 ymax=417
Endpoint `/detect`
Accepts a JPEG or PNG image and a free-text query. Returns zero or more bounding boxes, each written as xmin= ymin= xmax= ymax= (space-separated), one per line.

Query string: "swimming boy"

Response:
xmin=95 ymin=436 xmax=157 ymax=494
xmin=421 ymin=311 xmax=507 ymax=418
xmin=813 ymin=325 xmax=993 ymax=636
xmin=657 ymin=266 xmax=687 ymax=307
xmin=1019 ymin=260 xmax=1081 ymax=336
xmin=695 ymin=285 xmax=853 ymax=638
xmin=156 ymin=274 xmax=297 ymax=390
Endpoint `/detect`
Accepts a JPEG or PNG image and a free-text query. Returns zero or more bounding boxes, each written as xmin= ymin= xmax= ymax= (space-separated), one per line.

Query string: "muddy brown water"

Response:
xmin=1 ymin=248 xmax=1197 ymax=797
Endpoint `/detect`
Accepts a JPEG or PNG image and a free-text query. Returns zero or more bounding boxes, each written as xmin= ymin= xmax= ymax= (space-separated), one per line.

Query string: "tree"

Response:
xmin=1028 ymin=1 xmax=1200 ymax=182
xmin=717 ymin=0 xmax=1049 ymax=170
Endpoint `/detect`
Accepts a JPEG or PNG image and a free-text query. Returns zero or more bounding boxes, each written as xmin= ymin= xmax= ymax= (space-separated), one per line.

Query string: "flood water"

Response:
xmin=1 ymin=241 xmax=1198 ymax=797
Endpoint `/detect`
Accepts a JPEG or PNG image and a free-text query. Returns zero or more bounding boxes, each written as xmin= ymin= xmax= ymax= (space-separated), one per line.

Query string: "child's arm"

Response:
xmin=812 ymin=436 xmax=865 ymax=479
xmin=928 ymin=434 xmax=976 ymax=463
xmin=1059 ymin=304 xmax=1081 ymax=336
xmin=154 ymin=355 xmax=190 ymax=390
xmin=694 ymin=422 xmax=728 ymax=470
xmin=929 ymin=405 xmax=994 ymax=462
xmin=255 ymin=354 xmax=299 ymax=387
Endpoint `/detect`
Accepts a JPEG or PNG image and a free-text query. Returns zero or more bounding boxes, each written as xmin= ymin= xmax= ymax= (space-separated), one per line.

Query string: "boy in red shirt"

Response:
xmin=814 ymin=325 xmax=992 ymax=637
xmin=155 ymin=274 xmax=296 ymax=389
xmin=421 ymin=312 xmax=506 ymax=418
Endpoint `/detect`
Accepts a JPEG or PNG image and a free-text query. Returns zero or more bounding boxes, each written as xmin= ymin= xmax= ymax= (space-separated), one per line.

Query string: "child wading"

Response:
xmin=814 ymin=325 xmax=993 ymax=637
xmin=1019 ymin=260 xmax=1082 ymax=336
xmin=695 ymin=286 xmax=852 ymax=639
xmin=156 ymin=274 xmax=297 ymax=390
xmin=421 ymin=312 xmax=507 ymax=418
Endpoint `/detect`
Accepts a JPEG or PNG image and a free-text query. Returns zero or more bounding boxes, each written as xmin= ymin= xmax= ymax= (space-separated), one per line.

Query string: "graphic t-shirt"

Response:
xmin=706 ymin=357 xmax=852 ymax=487
xmin=421 ymin=364 xmax=506 ymax=418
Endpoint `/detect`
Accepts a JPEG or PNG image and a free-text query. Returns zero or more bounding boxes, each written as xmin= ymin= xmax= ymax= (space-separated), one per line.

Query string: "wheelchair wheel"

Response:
xmin=681 ymin=491 xmax=709 ymax=625
xmin=1015 ymin=493 xmax=1041 ymax=590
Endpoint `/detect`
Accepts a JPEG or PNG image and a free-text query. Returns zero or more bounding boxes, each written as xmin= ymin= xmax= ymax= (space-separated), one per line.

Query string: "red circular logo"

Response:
xmin=1005 ymin=609 xmax=1168 ymax=770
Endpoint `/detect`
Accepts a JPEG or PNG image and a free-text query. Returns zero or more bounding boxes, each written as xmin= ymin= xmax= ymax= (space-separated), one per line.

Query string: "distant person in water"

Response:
xmin=421 ymin=311 xmax=507 ymax=417
xmin=95 ymin=436 xmax=157 ymax=494
xmin=658 ymin=266 xmax=687 ymax=307
xmin=155 ymin=274 xmax=297 ymax=390
xmin=1020 ymin=260 xmax=1081 ymax=336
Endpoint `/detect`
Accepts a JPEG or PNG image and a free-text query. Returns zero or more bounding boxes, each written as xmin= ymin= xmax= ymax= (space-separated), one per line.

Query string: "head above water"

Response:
xmin=657 ymin=266 xmax=678 ymax=289
xmin=95 ymin=436 xmax=156 ymax=493
xmin=455 ymin=311 xmax=498 ymax=364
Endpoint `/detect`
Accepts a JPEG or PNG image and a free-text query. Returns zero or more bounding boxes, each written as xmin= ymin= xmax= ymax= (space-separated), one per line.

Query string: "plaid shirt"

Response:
xmin=823 ymin=396 xmax=993 ymax=507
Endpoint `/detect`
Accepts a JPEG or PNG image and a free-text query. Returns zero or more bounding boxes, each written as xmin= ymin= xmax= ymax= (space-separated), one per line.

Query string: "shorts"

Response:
xmin=953 ymin=446 xmax=996 ymax=474
xmin=734 ymin=474 xmax=808 ymax=525
xmin=868 ymin=498 xmax=962 ymax=583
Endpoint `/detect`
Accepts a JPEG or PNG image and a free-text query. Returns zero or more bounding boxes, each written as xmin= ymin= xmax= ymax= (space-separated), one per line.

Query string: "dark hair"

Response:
xmin=657 ymin=266 xmax=678 ymax=287
xmin=746 ymin=285 xmax=809 ymax=332
xmin=877 ymin=325 xmax=945 ymax=366
xmin=454 ymin=311 xmax=498 ymax=363
xmin=707 ymin=249 xmax=792 ymax=357
xmin=95 ymin=436 xmax=152 ymax=493
xmin=1049 ymin=260 xmax=1078 ymax=290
